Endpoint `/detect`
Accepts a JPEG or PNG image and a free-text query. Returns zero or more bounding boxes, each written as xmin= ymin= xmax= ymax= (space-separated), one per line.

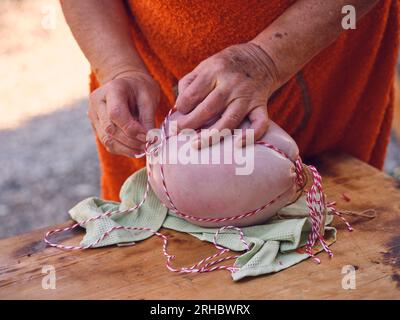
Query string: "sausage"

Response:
xmin=147 ymin=112 xmax=300 ymax=227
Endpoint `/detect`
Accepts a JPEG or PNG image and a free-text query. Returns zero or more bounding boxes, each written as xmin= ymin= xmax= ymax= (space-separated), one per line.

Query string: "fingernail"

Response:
xmin=234 ymin=134 xmax=245 ymax=148
xmin=191 ymin=138 xmax=199 ymax=149
xmin=133 ymin=152 xmax=145 ymax=158
xmin=191 ymin=137 xmax=201 ymax=149
xmin=137 ymin=133 xmax=146 ymax=142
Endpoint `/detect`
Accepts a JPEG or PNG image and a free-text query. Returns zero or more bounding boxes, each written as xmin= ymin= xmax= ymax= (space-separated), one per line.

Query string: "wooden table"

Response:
xmin=0 ymin=153 xmax=399 ymax=299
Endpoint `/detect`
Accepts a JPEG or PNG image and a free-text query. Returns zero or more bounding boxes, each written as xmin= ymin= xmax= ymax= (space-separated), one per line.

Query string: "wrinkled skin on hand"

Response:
xmin=88 ymin=71 xmax=160 ymax=157
xmin=148 ymin=112 xmax=300 ymax=228
xmin=175 ymin=43 xmax=279 ymax=148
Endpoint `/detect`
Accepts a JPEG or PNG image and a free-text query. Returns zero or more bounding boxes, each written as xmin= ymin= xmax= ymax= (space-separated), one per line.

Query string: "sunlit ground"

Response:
xmin=0 ymin=0 xmax=98 ymax=238
xmin=0 ymin=0 xmax=399 ymax=239
xmin=0 ymin=0 xmax=89 ymax=129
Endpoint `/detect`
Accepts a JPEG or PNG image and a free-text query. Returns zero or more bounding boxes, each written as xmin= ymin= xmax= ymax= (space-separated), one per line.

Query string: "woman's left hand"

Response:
xmin=175 ymin=42 xmax=280 ymax=147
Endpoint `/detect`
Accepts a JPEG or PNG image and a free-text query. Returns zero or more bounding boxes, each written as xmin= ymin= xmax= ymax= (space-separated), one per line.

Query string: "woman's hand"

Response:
xmin=88 ymin=71 xmax=160 ymax=157
xmin=61 ymin=1 xmax=160 ymax=156
xmin=175 ymin=43 xmax=279 ymax=147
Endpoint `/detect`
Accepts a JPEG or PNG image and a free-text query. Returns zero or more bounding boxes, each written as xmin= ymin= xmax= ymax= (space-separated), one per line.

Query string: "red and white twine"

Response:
xmin=44 ymin=107 xmax=353 ymax=273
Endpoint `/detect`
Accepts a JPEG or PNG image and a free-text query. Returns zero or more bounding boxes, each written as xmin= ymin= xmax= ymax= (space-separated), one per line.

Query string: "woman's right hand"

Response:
xmin=88 ymin=70 xmax=160 ymax=157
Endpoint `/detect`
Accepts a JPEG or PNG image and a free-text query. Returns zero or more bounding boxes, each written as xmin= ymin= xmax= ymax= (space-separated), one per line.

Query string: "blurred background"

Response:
xmin=0 ymin=0 xmax=98 ymax=238
xmin=0 ymin=0 xmax=399 ymax=239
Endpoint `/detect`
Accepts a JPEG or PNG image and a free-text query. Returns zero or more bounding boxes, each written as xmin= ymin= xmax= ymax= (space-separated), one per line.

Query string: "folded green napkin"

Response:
xmin=69 ymin=168 xmax=336 ymax=281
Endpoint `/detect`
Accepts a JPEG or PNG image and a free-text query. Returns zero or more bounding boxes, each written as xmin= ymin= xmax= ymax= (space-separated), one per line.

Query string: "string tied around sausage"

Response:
xmin=44 ymin=107 xmax=355 ymax=272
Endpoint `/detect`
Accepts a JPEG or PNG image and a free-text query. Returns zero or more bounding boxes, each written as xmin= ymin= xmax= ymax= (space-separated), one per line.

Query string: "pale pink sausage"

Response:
xmin=147 ymin=112 xmax=300 ymax=227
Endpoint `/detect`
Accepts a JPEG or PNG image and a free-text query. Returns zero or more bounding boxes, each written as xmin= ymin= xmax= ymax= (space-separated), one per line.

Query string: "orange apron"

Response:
xmin=90 ymin=0 xmax=400 ymax=201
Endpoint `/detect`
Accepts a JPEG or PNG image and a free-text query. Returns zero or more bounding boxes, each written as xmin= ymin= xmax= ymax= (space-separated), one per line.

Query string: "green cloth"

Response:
xmin=69 ymin=168 xmax=336 ymax=281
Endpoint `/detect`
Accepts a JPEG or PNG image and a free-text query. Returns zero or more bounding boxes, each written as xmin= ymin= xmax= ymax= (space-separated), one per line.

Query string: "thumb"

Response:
xmin=236 ymin=106 xmax=269 ymax=148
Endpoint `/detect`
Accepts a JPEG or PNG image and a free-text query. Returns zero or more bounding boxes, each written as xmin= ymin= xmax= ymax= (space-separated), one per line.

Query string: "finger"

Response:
xmin=177 ymin=72 xmax=197 ymax=98
xmin=88 ymin=89 xmax=102 ymax=124
xmin=87 ymin=105 xmax=98 ymax=130
xmin=105 ymin=88 xmax=146 ymax=139
xmin=94 ymin=118 xmax=143 ymax=157
xmin=193 ymin=98 xmax=247 ymax=149
xmin=95 ymin=99 xmax=117 ymax=136
xmin=137 ymin=90 xmax=157 ymax=132
xmin=176 ymin=87 xmax=227 ymax=130
xmin=97 ymin=100 xmax=146 ymax=149
xmin=175 ymin=73 xmax=215 ymax=115
xmin=238 ymin=106 xmax=269 ymax=148
xmin=88 ymin=94 xmax=106 ymax=138
xmin=209 ymin=98 xmax=247 ymax=132
xmin=112 ymin=129 xmax=146 ymax=150
xmin=191 ymin=127 xmax=232 ymax=149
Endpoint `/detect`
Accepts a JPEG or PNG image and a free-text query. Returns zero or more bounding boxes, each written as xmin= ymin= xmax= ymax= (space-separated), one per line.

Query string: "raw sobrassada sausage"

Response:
xmin=148 ymin=112 xmax=300 ymax=227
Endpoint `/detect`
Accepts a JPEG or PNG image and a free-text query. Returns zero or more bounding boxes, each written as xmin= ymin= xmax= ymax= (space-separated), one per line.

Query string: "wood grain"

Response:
xmin=0 ymin=153 xmax=399 ymax=299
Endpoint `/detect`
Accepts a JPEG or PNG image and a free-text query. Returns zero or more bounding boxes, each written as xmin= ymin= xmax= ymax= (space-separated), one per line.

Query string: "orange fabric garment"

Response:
xmin=90 ymin=0 xmax=400 ymax=201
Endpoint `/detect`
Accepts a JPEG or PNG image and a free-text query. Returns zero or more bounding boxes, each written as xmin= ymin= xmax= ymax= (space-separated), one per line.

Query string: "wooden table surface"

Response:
xmin=0 ymin=153 xmax=399 ymax=299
